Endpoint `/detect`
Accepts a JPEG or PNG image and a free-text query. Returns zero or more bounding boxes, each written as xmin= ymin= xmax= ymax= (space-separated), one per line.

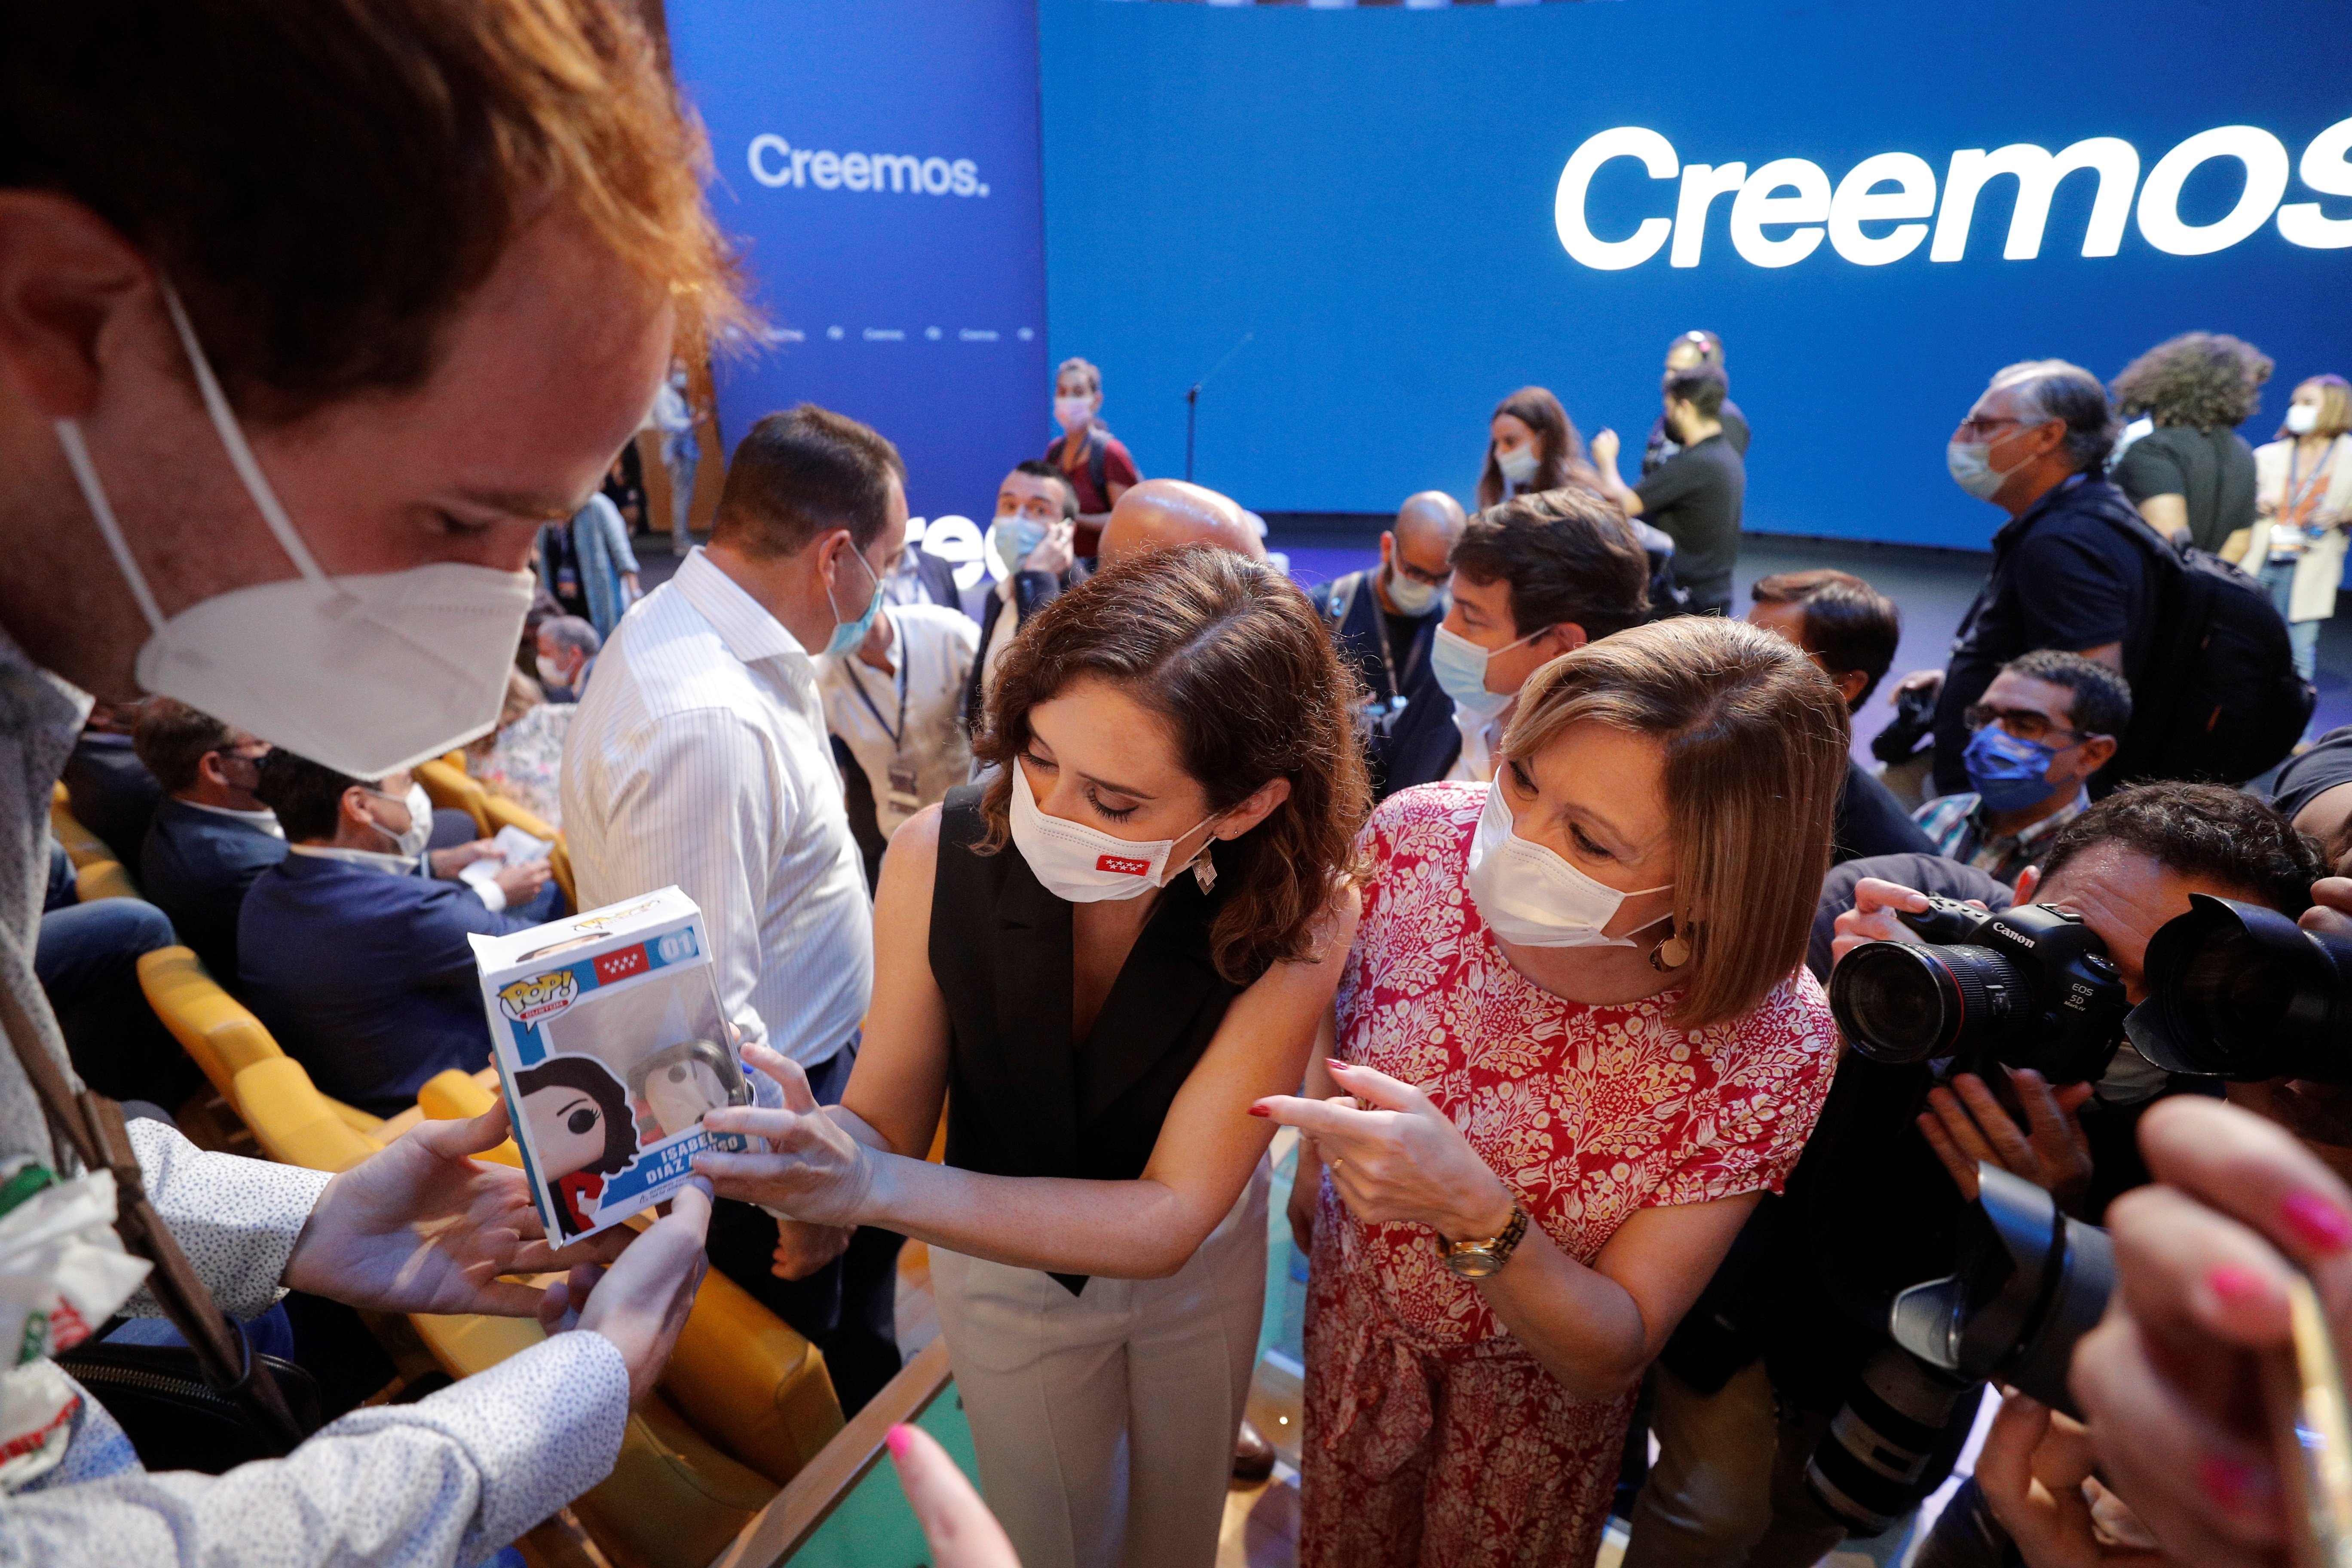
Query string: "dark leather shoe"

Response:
xmin=1232 ymin=1418 xmax=1276 ymax=1482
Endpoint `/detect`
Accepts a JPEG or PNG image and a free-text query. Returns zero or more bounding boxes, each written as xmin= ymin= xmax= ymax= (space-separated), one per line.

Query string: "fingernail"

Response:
xmin=1247 ymin=1104 xmax=1271 ymax=1118
xmin=1326 ymin=1058 xmax=1350 ymax=1072
xmin=2207 ymin=1264 xmax=2274 ymax=1308
xmin=885 ymin=1424 xmax=913 ymax=1460
xmin=2199 ymin=1456 xmax=2272 ymax=1512
xmin=2283 ymin=1191 xmax=2352 ymax=1253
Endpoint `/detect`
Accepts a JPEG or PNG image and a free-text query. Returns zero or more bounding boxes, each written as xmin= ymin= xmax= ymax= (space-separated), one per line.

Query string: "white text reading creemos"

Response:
xmin=747 ymin=135 xmax=988 ymax=198
xmin=1553 ymin=119 xmax=2352 ymax=272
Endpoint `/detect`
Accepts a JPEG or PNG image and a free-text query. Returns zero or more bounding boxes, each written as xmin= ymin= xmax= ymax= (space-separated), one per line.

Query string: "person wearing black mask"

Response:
xmin=1308 ymin=490 xmax=1465 ymax=799
xmin=1642 ymin=331 xmax=1750 ymax=475
xmin=1591 ymin=367 xmax=1746 ymax=617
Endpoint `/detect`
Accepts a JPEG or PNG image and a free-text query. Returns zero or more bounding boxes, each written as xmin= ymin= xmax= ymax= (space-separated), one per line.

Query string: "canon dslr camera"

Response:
xmin=1828 ymin=895 xmax=2130 ymax=1083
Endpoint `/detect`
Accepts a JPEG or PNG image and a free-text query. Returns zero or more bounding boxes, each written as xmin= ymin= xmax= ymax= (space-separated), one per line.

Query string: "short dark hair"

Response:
xmin=1012 ymin=459 xmax=1078 ymax=520
xmin=1664 ymin=366 xmax=1728 ymax=421
xmin=1451 ymin=488 xmax=1651 ymax=643
xmin=254 ymin=750 xmax=369 ymax=842
xmin=1669 ymin=329 xmax=1724 ymax=367
xmin=132 ymin=698 xmax=237 ymax=794
xmin=711 ymin=405 xmax=906 ymax=558
xmin=2039 ymin=782 xmax=2323 ymax=916
xmin=2002 ymin=649 xmax=2132 ymax=739
xmin=1989 ymin=360 xmax=2119 ymax=474
xmin=1749 ymin=570 xmax=1900 ymax=712
xmin=0 ymin=0 xmax=742 ymax=422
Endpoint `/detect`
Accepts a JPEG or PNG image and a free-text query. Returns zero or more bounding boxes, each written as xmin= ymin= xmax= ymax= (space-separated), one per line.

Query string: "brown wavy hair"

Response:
xmin=2110 ymin=332 xmax=2274 ymax=430
xmin=974 ymin=545 xmax=1370 ymax=985
xmin=1501 ymin=618 xmax=1850 ymax=1028
xmin=1476 ymin=386 xmax=1598 ymax=509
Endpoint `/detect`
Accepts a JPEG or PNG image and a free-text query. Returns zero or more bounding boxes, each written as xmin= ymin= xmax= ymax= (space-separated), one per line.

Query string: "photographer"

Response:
xmin=1625 ymin=783 xmax=2324 ymax=1568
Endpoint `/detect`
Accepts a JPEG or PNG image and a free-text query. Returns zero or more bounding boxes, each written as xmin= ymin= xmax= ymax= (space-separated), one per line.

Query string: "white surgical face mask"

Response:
xmin=1946 ymin=431 xmax=2036 ymax=502
xmin=1431 ymin=622 xmax=1542 ymax=723
xmin=989 ymin=515 xmax=1048 ymax=579
xmin=1008 ymin=760 xmax=1220 ymax=903
xmin=1496 ymin=444 xmax=1540 ymax=487
xmin=1384 ymin=561 xmax=1439 ymax=617
xmin=2287 ymin=403 xmax=2321 ymax=435
xmin=57 ymin=286 xmax=535 ymax=779
xmin=536 ymin=654 xmax=570 ymax=690
xmin=1054 ymin=395 xmax=1094 ymax=435
xmin=368 ymin=784 xmax=433 ymax=861
xmin=1465 ymin=779 xmax=1671 ymax=949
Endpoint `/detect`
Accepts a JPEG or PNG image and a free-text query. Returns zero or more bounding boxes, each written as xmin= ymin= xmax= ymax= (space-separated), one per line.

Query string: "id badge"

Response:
xmin=886 ymin=762 xmax=922 ymax=815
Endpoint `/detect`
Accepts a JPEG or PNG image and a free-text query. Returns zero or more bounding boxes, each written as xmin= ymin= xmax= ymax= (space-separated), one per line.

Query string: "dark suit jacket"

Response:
xmin=61 ymin=733 xmax=163 ymax=868
xmin=1308 ymin=570 xmax=1451 ymax=801
xmin=238 ymin=852 xmax=550 ymax=1116
xmin=962 ymin=569 xmax=1067 ymax=730
xmin=141 ymin=798 xmax=288 ymax=986
xmin=1831 ymin=760 xmax=1936 ymax=868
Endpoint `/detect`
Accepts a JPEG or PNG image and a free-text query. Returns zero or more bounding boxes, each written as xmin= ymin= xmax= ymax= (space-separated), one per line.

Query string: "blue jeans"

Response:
xmin=2260 ymin=557 xmax=2324 ymax=681
xmin=35 ymin=897 xmax=200 ymax=1106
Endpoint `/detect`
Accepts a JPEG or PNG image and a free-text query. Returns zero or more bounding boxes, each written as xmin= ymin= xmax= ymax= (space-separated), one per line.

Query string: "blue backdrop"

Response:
xmin=1038 ymin=0 xmax=2352 ymax=548
xmin=668 ymin=0 xmax=1048 ymax=524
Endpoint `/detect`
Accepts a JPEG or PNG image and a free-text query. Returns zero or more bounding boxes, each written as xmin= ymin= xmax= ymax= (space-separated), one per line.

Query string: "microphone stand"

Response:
xmin=1183 ymin=331 xmax=1253 ymax=484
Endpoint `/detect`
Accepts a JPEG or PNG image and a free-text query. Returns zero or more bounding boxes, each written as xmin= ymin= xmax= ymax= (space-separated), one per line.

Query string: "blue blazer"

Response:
xmin=237 ymin=853 xmax=551 ymax=1116
xmin=141 ymin=799 xmax=288 ymax=987
xmin=61 ymin=734 xmax=163 ymax=868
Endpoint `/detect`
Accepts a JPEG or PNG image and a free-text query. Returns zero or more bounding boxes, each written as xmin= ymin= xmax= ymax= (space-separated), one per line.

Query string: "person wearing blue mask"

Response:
xmin=1405 ymin=488 xmax=1652 ymax=790
xmin=563 ymin=402 xmax=910 ymax=1416
xmin=967 ymin=459 xmax=1078 ymax=725
xmin=1306 ymin=490 xmax=1465 ymax=800
xmin=1911 ymin=649 xmax=2131 ymax=884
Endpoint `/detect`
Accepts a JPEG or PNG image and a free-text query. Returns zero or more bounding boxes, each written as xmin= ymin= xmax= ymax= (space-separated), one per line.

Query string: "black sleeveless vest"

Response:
xmin=928 ymin=785 xmax=1243 ymax=1292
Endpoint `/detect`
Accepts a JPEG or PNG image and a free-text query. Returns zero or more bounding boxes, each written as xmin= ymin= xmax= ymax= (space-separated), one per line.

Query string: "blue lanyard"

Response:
xmin=847 ymin=652 xmax=908 ymax=750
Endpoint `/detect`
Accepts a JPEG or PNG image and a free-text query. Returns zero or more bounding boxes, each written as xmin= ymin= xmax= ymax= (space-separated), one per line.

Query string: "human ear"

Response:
xmin=1835 ymin=670 xmax=1868 ymax=708
xmin=1214 ymin=776 xmax=1295 ymax=840
xmin=1547 ymin=623 xmax=1589 ymax=657
xmin=0 ymin=192 xmax=152 ymax=419
xmin=2076 ymin=734 xmax=2118 ymax=775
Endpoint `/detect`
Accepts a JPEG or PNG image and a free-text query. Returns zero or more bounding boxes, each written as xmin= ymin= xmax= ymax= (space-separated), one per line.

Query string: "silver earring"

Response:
xmin=1192 ymin=842 xmax=1218 ymax=894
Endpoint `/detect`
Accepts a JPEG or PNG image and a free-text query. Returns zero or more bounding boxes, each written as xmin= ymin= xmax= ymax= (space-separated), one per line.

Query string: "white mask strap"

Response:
xmin=159 ymin=282 xmax=328 ymax=585
xmin=55 ymin=419 xmax=166 ymax=634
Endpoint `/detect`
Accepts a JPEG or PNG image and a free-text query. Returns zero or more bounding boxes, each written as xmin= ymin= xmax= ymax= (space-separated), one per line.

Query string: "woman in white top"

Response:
xmin=2239 ymin=374 xmax=2352 ymax=680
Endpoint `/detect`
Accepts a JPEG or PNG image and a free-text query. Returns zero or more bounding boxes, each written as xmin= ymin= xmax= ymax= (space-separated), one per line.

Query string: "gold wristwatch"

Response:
xmin=1438 ymin=1202 xmax=1530 ymax=1279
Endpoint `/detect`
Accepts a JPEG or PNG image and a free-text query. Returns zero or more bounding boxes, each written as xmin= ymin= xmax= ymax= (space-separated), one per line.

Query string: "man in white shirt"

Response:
xmin=564 ymin=403 xmax=906 ymax=1413
xmin=965 ymin=461 xmax=1078 ymax=726
xmin=821 ymin=582 xmax=977 ymax=888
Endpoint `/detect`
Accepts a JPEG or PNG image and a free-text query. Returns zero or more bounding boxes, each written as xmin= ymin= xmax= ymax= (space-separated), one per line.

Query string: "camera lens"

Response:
xmin=1831 ymin=942 xmax=2032 ymax=1065
xmin=2139 ymin=896 xmax=2352 ymax=1082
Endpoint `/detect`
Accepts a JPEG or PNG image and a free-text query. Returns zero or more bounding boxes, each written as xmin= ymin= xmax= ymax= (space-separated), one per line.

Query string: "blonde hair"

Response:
xmin=1501 ymin=618 xmax=1850 ymax=1028
xmin=2284 ymin=375 xmax=2352 ymax=441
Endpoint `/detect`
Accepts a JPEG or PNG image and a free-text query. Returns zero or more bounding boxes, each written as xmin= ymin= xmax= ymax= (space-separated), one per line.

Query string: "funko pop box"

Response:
xmin=470 ymin=886 xmax=755 ymax=1243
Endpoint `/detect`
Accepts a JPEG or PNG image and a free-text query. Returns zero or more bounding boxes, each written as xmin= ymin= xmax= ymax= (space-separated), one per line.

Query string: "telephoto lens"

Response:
xmin=2133 ymin=894 xmax=2352 ymax=1082
xmin=1888 ymin=1164 xmax=2115 ymax=1415
xmin=1802 ymin=1345 xmax=1976 ymax=1537
xmin=1827 ymin=897 xmax=2128 ymax=1082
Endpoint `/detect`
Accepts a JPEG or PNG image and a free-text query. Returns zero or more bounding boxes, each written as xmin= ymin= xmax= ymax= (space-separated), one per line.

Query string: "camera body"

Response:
xmin=1828 ymin=896 xmax=2129 ymax=1084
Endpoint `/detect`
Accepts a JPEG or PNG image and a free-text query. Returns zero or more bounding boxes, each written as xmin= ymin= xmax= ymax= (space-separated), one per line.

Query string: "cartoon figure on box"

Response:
xmin=516 ymin=1054 xmax=637 ymax=1238
xmin=628 ymin=1038 xmax=751 ymax=1138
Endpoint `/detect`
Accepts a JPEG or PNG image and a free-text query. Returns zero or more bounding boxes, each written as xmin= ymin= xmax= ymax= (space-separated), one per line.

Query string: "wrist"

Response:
xmin=1446 ymin=1177 xmax=1515 ymax=1243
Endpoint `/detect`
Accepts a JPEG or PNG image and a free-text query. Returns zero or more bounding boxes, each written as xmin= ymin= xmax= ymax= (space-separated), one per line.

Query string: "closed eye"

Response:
xmin=1086 ymin=787 xmax=1139 ymax=823
xmin=1571 ymin=823 xmax=1614 ymax=861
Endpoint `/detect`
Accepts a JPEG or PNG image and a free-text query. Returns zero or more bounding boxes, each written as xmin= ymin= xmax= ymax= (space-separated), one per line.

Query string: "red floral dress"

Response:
xmin=1299 ymin=784 xmax=1837 ymax=1568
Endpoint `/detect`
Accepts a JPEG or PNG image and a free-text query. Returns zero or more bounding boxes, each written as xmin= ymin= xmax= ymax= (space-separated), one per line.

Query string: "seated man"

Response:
xmin=1911 ymin=649 xmax=2130 ymax=882
xmin=241 ymin=751 xmax=558 ymax=1116
xmin=135 ymin=698 xmax=285 ymax=986
xmin=1745 ymin=570 xmax=1936 ymax=865
xmin=1093 ymin=476 xmax=1265 ymax=568
xmin=967 ymin=459 xmax=1081 ymax=724
xmin=61 ymin=697 xmax=163 ymax=867
xmin=36 ymin=843 xmax=198 ymax=1108
xmin=534 ymin=613 xmax=601 ymax=703
xmin=1308 ymin=491 xmax=1466 ymax=801
xmin=1404 ymin=486 xmax=1651 ymax=790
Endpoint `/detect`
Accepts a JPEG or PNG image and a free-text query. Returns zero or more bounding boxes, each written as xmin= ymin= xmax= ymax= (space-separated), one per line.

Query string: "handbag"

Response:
xmin=0 ymin=979 xmax=316 ymax=1461
xmin=55 ymin=1333 xmax=323 ymax=1474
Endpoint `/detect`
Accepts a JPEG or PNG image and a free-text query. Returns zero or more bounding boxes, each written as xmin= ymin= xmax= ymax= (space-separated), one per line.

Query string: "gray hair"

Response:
xmin=1987 ymin=359 xmax=2119 ymax=474
xmin=540 ymin=615 xmax=601 ymax=656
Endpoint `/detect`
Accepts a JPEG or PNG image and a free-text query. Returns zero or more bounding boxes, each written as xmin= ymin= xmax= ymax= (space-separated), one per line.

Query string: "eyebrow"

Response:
xmin=1078 ymin=767 xmax=1156 ymax=802
xmin=555 ymin=1093 xmax=594 ymax=1116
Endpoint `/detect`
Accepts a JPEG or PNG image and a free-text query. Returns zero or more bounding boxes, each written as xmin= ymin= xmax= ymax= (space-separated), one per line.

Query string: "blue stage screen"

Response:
xmin=1038 ymin=0 xmax=2352 ymax=548
xmin=668 ymin=0 xmax=1050 ymax=524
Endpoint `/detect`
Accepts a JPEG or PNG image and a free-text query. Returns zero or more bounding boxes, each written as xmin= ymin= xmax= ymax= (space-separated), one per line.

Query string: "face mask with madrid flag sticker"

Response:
xmin=1006 ymin=759 xmax=1225 ymax=902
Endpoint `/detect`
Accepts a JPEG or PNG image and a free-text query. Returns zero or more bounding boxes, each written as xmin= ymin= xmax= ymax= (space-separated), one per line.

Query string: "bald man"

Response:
xmin=1307 ymin=492 xmax=1468 ymax=800
xmin=1095 ymin=478 xmax=1268 ymax=567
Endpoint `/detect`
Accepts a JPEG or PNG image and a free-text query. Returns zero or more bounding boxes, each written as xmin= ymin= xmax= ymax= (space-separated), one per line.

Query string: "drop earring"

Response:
xmin=1649 ymin=921 xmax=1691 ymax=972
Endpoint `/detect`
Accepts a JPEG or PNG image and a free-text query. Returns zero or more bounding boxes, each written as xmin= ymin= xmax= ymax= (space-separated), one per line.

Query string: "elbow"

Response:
xmin=1556 ymin=1360 xmax=1647 ymax=1405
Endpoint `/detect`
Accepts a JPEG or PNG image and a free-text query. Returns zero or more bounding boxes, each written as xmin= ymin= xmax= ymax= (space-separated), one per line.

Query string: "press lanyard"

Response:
xmin=2285 ymin=441 xmax=2338 ymax=529
xmin=847 ymin=653 xmax=909 ymax=751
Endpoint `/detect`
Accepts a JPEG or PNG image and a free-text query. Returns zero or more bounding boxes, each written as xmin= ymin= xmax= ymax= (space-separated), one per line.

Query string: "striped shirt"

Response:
xmin=563 ymin=548 xmax=873 ymax=1070
xmin=1911 ymin=787 xmax=2089 ymax=885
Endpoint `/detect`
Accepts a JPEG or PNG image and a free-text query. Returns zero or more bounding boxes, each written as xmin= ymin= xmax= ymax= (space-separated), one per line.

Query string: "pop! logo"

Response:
xmin=498 ymin=969 xmax=579 ymax=1024
xmin=1096 ymin=854 xmax=1150 ymax=876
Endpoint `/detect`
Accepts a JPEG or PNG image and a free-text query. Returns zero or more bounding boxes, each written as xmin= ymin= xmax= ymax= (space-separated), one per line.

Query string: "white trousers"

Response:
xmin=930 ymin=1159 xmax=1270 ymax=1568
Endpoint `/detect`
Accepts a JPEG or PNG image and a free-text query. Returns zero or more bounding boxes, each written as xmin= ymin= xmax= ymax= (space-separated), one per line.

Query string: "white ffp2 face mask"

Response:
xmin=56 ymin=286 xmax=536 ymax=779
xmin=1495 ymin=444 xmax=1540 ymax=487
xmin=1008 ymin=760 xmax=1221 ymax=903
xmin=1465 ymin=779 xmax=1670 ymax=949
xmin=2288 ymin=403 xmax=2321 ymax=435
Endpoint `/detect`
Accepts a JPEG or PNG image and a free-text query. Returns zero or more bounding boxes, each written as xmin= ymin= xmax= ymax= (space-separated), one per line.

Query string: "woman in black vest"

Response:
xmin=698 ymin=544 xmax=1369 ymax=1568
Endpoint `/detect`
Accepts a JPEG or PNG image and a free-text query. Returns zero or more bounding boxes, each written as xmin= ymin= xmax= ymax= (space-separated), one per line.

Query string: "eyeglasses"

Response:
xmin=1392 ymin=558 xmax=1450 ymax=588
xmin=1955 ymin=415 xmax=2028 ymax=441
xmin=1963 ymin=702 xmax=2088 ymax=747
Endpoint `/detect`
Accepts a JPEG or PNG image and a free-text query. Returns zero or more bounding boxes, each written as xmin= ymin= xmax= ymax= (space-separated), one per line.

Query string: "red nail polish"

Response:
xmin=2283 ymin=1191 xmax=2352 ymax=1254
xmin=1326 ymin=1058 xmax=1350 ymax=1072
xmin=2199 ymin=1455 xmax=2270 ymax=1512
xmin=885 ymin=1424 xmax=913 ymax=1460
xmin=2206 ymin=1265 xmax=2272 ymax=1307
xmin=1247 ymin=1104 xmax=1271 ymax=1118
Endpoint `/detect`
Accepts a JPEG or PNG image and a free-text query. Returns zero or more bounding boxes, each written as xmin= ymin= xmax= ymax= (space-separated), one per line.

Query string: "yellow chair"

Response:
xmin=138 ymin=946 xmax=287 ymax=1100
xmin=50 ymin=794 xmax=141 ymax=900
xmin=230 ymin=1056 xmax=381 ymax=1171
xmin=546 ymin=836 xmax=577 ymax=910
xmin=73 ymin=859 xmax=140 ymax=903
xmin=416 ymin=755 xmax=493 ymax=836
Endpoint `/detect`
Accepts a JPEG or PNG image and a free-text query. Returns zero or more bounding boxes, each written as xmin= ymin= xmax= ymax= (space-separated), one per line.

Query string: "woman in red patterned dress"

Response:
xmin=1259 ymin=616 xmax=1851 ymax=1568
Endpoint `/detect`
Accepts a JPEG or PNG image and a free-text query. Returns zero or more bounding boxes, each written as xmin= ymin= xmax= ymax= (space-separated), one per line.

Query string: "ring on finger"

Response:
xmin=1330 ymin=1156 xmax=1346 ymax=1175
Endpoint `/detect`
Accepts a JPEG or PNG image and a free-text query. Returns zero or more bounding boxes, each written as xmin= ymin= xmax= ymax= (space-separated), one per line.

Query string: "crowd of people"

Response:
xmin=6 ymin=6 xmax=2352 ymax=1568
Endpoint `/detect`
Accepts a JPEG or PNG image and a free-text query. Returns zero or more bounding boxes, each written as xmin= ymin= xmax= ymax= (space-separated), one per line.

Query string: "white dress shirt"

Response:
xmin=562 ymin=548 xmax=873 ymax=1070
xmin=1446 ymin=705 xmax=1505 ymax=784
xmin=821 ymin=604 xmax=978 ymax=836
